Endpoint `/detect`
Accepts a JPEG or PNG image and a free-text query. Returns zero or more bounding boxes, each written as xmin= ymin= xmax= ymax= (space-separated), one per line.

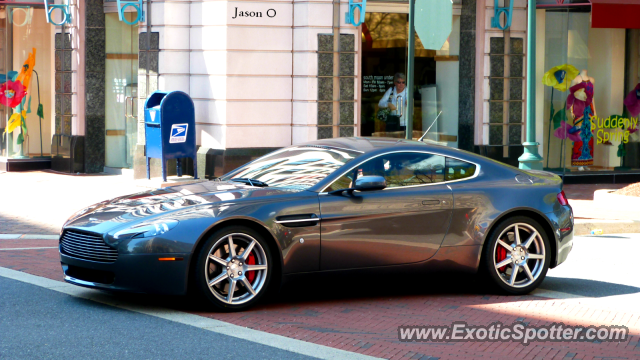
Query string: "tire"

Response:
xmin=195 ymin=226 xmax=273 ymax=311
xmin=482 ymin=216 xmax=551 ymax=295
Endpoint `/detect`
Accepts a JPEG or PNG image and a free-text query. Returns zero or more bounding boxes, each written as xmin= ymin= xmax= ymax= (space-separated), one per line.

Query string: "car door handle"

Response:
xmin=422 ymin=200 xmax=441 ymax=206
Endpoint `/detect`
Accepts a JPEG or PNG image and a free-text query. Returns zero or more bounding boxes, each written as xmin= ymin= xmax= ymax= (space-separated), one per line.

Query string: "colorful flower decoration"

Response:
xmin=16 ymin=48 xmax=36 ymax=91
xmin=553 ymin=120 xmax=581 ymax=142
xmin=543 ymin=64 xmax=579 ymax=92
xmin=566 ymin=81 xmax=594 ymax=118
xmin=4 ymin=112 xmax=22 ymax=133
xmin=624 ymin=83 xmax=640 ymax=117
xmin=0 ymin=80 xmax=26 ymax=108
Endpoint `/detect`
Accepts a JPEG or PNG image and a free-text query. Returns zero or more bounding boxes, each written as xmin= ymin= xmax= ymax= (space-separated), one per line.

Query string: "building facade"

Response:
xmin=1 ymin=0 xmax=639 ymax=183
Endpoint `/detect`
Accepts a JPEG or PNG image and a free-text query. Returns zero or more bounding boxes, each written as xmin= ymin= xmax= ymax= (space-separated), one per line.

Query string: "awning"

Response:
xmin=591 ymin=0 xmax=640 ymax=29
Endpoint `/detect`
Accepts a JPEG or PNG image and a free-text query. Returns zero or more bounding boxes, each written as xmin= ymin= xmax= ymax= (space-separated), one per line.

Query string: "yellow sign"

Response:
xmin=591 ymin=116 xmax=638 ymax=144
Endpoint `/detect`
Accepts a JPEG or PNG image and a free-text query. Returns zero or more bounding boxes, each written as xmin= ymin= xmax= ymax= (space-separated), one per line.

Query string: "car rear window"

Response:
xmin=445 ymin=158 xmax=477 ymax=181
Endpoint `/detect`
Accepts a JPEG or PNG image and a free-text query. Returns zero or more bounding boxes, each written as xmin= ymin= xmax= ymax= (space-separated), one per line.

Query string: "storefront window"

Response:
xmin=541 ymin=7 xmax=640 ymax=173
xmin=360 ymin=12 xmax=460 ymax=145
xmin=105 ymin=12 xmax=138 ymax=169
xmin=0 ymin=6 xmax=54 ymax=159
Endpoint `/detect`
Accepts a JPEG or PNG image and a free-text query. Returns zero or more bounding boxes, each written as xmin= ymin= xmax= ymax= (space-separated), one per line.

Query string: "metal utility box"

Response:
xmin=144 ymin=90 xmax=198 ymax=181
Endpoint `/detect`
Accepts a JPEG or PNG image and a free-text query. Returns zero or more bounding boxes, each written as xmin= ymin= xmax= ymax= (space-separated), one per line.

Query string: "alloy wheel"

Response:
xmin=204 ymin=233 xmax=268 ymax=305
xmin=492 ymin=222 xmax=546 ymax=289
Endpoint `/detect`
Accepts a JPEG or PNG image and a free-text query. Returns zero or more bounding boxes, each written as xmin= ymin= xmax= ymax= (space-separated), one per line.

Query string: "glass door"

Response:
xmin=105 ymin=12 xmax=138 ymax=168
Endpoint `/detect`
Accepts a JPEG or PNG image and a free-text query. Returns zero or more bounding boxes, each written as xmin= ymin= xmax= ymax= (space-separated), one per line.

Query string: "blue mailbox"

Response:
xmin=144 ymin=90 xmax=198 ymax=182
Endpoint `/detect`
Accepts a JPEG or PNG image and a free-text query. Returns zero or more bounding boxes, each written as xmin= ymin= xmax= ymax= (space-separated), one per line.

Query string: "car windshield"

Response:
xmin=219 ymin=146 xmax=362 ymax=190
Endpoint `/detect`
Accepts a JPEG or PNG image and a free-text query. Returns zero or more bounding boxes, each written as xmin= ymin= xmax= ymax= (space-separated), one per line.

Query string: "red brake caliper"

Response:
xmin=246 ymin=253 xmax=256 ymax=283
xmin=496 ymin=246 xmax=508 ymax=273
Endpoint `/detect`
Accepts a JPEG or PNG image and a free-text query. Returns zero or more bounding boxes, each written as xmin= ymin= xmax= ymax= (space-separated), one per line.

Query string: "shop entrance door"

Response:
xmin=104 ymin=12 xmax=138 ymax=169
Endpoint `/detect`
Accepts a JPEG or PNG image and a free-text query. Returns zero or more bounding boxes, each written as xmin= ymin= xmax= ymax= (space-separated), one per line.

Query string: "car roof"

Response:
xmin=300 ymin=137 xmax=484 ymax=160
xmin=301 ymin=137 xmax=431 ymax=152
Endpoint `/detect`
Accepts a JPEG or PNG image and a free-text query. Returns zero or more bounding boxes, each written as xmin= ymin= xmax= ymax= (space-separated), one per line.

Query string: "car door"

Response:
xmin=318 ymin=151 xmax=453 ymax=271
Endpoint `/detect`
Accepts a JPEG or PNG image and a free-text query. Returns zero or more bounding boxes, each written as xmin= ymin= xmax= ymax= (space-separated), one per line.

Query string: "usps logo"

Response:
xmin=169 ymin=124 xmax=188 ymax=143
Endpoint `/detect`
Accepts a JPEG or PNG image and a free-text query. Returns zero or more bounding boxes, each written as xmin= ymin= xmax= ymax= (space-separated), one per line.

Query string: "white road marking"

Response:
xmin=0 ymin=247 xmax=59 ymax=251
xmin=0 ymin=234 xmax=59 ymax=240
xmin=0 ymin=266 xmax=379 ymax=360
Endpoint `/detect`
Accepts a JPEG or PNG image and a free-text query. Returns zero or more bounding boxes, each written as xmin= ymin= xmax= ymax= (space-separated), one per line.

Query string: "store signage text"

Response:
xmin=363 ymin=75 xmax=393 ymax=93
xmin=591 ymin=116 xmax=639 ymax=144
xmin=232 ymin=8 xmax=276 ymax=19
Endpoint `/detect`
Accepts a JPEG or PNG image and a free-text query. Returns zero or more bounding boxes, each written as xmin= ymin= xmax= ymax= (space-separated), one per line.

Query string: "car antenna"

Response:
xmin=418 ymin=111 xmax=443 ymax=142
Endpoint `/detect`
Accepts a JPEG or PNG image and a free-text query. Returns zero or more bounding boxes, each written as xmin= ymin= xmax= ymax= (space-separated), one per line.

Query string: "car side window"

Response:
xmin=445 ymin=157 xmax=477 ymax=181
xmin=325 ymin=152 xmax=446 ymax=191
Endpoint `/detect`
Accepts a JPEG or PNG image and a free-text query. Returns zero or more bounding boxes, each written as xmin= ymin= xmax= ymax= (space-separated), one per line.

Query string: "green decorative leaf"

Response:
xmin=16 ymin=132 xmax=24 ymax=145
xmin=8 ymin=71 xmax=18 ymax=82
xmin=553 ymin=108 xmax=566 ymax=129
xmin=617 ymin=143 xmax=626 ymax=158
xmin=37 ymin=104 xmax=44 ymax=119
xmin=21 ymin=120 xmax=28 ymax=134
xmin=26 ymin=96 xmax=32 ymax=114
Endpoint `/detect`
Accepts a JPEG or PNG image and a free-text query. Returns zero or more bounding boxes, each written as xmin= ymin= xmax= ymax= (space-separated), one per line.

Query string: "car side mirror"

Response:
xmin=354 ymin=176 xmax=386 ymax=191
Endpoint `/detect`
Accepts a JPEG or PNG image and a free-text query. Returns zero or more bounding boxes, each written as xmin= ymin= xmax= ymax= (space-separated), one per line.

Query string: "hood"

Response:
xmin=65 ymin=180 xmax=298 ymax=233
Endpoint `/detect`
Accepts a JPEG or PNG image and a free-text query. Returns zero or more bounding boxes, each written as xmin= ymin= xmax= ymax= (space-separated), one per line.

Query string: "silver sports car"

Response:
xmin=59 ymin=138 xmax=573 ymax=310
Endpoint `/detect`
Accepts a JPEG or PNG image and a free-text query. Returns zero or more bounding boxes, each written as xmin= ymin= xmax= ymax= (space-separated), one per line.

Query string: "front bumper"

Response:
xmin=60 ymin=250 xmax=192 ymax=295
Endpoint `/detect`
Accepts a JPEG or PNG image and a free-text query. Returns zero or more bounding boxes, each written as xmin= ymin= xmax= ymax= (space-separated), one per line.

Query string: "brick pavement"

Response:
xmin=0 ymin=241 xmax=638 ymax=360
xmin=0 ymin=171 xmax=141 ymax=235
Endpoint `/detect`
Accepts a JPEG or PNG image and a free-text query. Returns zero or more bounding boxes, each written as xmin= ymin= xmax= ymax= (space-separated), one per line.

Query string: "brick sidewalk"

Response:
xmin=0 ymin=241 xmax=638 ymax=360
xmin=0 ymin=171 xmax=141 ymax=235
xmin=563 ymin=183 xmax=639 ymax=221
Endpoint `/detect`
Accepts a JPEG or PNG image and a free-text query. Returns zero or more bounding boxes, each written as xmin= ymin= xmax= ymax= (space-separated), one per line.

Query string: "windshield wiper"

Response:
xmin=229 ymin=178 xmax=269 ymax=187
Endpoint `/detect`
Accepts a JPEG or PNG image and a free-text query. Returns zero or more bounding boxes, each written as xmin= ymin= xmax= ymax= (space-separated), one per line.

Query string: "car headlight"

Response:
xmin=113 ymin=219 xmax=179 ymax=240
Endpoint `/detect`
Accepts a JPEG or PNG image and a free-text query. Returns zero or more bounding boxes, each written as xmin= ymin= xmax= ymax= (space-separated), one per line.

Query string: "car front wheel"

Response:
xmin=195 ymin=226 xmax=272 ymax=311
xmin=483 ymin=216 xmax=550 ymax=295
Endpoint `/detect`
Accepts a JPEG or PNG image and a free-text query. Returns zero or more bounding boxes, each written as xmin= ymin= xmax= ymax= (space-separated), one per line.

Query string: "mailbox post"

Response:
xmin=144 ymin=90 xmax=198 ymax=182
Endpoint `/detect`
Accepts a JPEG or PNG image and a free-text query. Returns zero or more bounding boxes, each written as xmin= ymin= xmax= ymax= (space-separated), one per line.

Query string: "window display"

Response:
xmin=0 ymin=7 xmax=54 ymax=161
xmin=541 ymin=8 xmax=640 ymax=173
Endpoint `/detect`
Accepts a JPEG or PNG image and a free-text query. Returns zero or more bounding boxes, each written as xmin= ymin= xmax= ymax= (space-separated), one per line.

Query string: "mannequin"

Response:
xmin=567 ymin=69 xmax=596 ymax=170
xmin=571 ymin=69 xmax=595 ymax=87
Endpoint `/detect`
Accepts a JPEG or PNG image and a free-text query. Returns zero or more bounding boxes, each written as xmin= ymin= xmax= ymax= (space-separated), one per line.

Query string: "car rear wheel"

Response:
xmin=195 ymin=226 xmax=272 ymax=311
xmin=483 ymin=216 xmax=550 ymax=295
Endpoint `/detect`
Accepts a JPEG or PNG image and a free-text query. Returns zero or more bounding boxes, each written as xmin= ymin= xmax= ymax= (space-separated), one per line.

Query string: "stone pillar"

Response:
xmin=457 ymin=0 xmax=476 ymax=152
xmin=83 ymin=0 xmax=106 ymax=173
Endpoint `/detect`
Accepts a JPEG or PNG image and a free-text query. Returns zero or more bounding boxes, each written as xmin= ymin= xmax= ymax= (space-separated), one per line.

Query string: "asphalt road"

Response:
xmin=0 ymin=276 xmax=319 ymax=360
xmin=536 ymin=233 xmax=640 ymax=312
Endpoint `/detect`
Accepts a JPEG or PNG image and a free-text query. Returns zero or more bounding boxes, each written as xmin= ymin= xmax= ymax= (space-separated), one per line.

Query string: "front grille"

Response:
xmin=60 ymin=230 xmax=118 ymax=263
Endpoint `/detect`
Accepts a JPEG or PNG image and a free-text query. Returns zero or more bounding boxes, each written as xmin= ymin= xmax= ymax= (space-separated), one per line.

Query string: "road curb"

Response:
xmin=0 ymin=234 xmax=59 ymax=240
xmin=574 ymin=219 xmax=640 ymax=236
